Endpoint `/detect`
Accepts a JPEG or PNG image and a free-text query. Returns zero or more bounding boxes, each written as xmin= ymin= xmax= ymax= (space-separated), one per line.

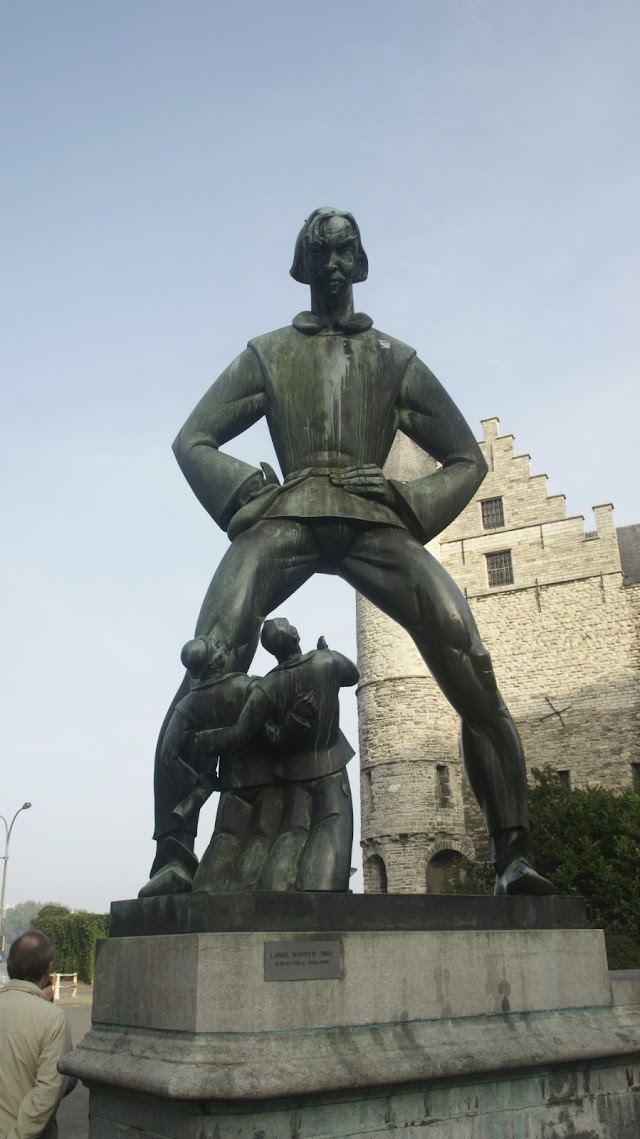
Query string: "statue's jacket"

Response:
xmin=172 ymin=672 xmax=275 ymax=791
xmin=173 ymin=319 xmax=488 ymax=547
xmin=175 ymin=650 xmax=358 ymax=788
xmin=256 ymin=648 xmax=356 ymax=782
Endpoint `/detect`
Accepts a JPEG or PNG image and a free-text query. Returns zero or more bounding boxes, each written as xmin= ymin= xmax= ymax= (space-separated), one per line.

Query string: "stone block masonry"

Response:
xmin=62 ymin=914 xmax=640 ymax=1138
xmin=357 ymin=419 xmax=640 ymax=890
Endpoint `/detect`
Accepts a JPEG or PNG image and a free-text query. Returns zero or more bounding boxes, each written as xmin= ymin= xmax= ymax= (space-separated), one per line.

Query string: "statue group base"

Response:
xmin=62 ymin=893 xmax=640 ymax=1138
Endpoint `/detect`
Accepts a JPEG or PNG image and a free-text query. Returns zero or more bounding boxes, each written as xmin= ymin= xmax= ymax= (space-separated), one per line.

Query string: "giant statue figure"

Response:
xmin=141 ymin=206 xmax=555 ymax=900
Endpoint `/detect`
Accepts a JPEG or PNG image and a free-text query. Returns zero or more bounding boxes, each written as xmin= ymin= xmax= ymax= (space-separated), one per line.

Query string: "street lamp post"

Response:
xmin=0 ymin=802 xmax=32 ymax=953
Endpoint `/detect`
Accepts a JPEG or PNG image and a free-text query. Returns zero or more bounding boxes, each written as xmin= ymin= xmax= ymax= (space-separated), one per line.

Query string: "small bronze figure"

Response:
xmin=190 ymin=620 xmax=358 ymax=893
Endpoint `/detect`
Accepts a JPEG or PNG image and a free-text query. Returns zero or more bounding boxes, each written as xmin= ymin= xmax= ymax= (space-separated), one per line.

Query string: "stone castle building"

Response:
xmin=356 ymin=418 xmax=640 ymax=893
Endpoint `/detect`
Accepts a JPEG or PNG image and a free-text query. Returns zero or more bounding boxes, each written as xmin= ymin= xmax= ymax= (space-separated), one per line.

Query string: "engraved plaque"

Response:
xmin=264 ymin=939 xmax=343 ymax=981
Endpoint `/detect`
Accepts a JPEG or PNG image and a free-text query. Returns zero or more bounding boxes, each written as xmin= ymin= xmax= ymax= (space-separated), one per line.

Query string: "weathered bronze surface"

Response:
xmin=141 ymin=207 xmax=555 ymax=899
xmin=114 ymin=894 xmax=587 ymax=939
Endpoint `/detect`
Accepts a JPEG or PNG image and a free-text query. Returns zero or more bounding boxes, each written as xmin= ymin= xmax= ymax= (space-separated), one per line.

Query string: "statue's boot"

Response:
xmin=492 ymin=828 xmax=556 ymax=897
xmin=138 ymin=835 xmax=198 ymax=898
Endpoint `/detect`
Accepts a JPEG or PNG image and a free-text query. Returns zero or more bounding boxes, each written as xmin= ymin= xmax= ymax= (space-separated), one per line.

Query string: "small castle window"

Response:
xmin=631 ymin=763 xmax=640 ymax=790
xmin=436 ymin=764 xmax=452 ymax=808
xmin=557 ymin=769 xmax=572 ymax=791
xmin=486 ymin=550 xmax=513 ymax=587
xmin=362 ymin=770 xmax=373 ymax=814
xmin=481 ymin=497 xmax=505 ymax=529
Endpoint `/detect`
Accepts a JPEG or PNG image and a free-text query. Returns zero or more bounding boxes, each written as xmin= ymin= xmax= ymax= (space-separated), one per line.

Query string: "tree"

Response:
xmin=454 ymin=768 xmax=640 ymax=969
xmin=33 ymin=904 xmax=71 ymax=924
xmin=528 ymin=767 xmax=640 ymax=967
xmin=33 ymin=907 xmax=108 ymax=983
xmin=1 ymin=900 xmax=45 ymax=948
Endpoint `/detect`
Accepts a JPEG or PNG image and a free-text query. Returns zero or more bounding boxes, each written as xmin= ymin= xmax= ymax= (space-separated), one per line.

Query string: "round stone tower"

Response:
xmin=356 ymin=433 xmax=475 ymax=893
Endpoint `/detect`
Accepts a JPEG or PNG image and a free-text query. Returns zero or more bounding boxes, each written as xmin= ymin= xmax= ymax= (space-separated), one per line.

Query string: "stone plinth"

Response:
xmin=61 ymin=894 xmax=640 ymax=1137
xmin=108 ymin=889 xmax=588 ymax=937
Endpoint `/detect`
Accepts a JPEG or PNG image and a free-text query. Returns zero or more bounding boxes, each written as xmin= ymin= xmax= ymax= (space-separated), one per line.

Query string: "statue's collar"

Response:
xmin=292 ymin=310 xmax=374 ymax=335
xmin=269 ymin=650 xmax=317 ymax=671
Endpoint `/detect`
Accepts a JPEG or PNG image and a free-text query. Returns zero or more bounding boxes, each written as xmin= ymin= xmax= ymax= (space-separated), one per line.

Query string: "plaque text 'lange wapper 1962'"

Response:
xmin=264 ymin=940 xmax=343 ymax=981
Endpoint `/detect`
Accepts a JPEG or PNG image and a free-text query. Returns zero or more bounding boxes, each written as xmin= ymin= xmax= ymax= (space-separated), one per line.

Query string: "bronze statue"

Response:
xmin=142 ymin=207 xmax=555 ymax=899
xmin=190 ymin=619 xmax=358 ymax=893
xmin=140 ymin=637 xmax=260 ymax=896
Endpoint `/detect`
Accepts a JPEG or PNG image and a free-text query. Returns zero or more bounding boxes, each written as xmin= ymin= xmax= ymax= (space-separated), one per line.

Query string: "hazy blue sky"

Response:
xmin=2 ymin=1 xmax=638 ymax=912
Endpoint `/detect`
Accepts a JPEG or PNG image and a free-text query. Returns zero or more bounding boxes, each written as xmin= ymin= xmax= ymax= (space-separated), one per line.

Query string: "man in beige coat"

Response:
xmin=0 ymin=932 xmax=72 ymax=1139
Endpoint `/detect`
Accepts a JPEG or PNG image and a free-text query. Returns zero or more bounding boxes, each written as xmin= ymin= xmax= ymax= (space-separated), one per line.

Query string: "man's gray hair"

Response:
xmin=7 ymin=931 xmax=54 ymax=983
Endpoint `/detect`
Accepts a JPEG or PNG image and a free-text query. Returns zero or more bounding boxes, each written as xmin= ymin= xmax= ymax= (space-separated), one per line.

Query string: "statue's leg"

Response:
xmin=341 ymin=527 xmax=554 ymax=895
xmin=138 ymin=672 xmax=197 ymax=898
xmin=194 ymin=520 xmax=319 ymax=670
xmin=258 ymin=784 xmax=313 ymax=891
xmin=227 ymin=785 xmax=287 ymax=890
xmin=297 ymin=769 xmax=353 ymax=892
xmin=142 ymin=521 xmax=318 ymax=896
xmin=192 ymin=790 xmax=256 ymax=893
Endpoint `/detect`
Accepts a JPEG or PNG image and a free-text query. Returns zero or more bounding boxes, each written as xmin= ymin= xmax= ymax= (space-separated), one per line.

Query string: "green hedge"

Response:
xmin=33 ymin=909 xmax=109 ymax=983
xmin=452 ymin=767 xmax=640 ymax=969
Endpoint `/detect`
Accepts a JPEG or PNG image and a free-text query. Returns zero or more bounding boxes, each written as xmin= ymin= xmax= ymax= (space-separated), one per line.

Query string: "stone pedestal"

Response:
xmin=61 ymin=894 xmax=640 ymax=1137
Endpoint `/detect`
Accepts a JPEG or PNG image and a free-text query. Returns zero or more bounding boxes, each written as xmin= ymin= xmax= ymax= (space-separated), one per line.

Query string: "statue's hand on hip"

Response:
xmin=330 ymin=464 xmax=397 ymax=509
xmin=292 ymin=691 xmax=318 ymax=726
xmin=226 ymin=462 xmax=281 ymax=541
xmin=183 ymin=729 xmax=220 ymax=771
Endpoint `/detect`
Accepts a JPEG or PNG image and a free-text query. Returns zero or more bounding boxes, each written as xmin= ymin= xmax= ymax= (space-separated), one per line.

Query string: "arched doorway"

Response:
xmin=365 ymin=854 xmax=388 ymax=894
xmin=426 ymin=849 xmax=467 ymax=894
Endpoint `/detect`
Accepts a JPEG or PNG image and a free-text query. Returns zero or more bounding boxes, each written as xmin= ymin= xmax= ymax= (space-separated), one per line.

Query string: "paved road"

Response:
xmin=57 ymin=997 xmax=92 ymax=1139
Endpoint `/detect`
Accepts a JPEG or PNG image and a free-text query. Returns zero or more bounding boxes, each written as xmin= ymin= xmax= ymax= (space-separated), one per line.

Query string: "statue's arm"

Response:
xmin=392 ymin=357 xmax=488 ymax=543
xmin=160 ymin=708 xmax=193 ymax=773
xmin=265 ymin=692 xmax=317 ymax=747
xmin=330 ymin=652 xmax=360 ymax=687
xmin=173 ymin=347 xmax=268 ymax=531
xmin=159 ymin=707 xmax=214 ymax=796
xmin=192 ymin=686 xmax=272 ymax=758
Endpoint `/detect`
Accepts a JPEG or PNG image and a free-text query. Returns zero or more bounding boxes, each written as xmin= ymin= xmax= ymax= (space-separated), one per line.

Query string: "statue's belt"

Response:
xmin=227 ymin=466 xmax=401 ymax=540
xmin=282 ymin=467 xmax=350 ymax=486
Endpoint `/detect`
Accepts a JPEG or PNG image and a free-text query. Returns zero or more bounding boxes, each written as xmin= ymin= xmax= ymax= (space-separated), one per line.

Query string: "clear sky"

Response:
xmin=2 ymin=1 xmax=638 ymax=913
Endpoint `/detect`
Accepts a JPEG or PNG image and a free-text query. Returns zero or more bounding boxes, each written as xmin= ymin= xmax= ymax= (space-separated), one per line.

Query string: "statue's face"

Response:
xmin=262 ymin=618 xmax=300 ymax=659
xmin=287 ymin=623 xmax=300 ymax=647
xmin=208 ymin=642 xmax=228 ymax=675
xmin=278 ymin=620 xmax=300 ymax=654
xmin=304 ymin=216 xmax=358 ymax=300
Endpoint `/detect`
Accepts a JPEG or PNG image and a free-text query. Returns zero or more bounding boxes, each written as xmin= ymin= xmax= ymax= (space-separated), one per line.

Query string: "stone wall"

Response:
xmin=357 ymin=419 xmax=640 ymax=890
xmin=357 ymin=433 xmax=472 ymax=893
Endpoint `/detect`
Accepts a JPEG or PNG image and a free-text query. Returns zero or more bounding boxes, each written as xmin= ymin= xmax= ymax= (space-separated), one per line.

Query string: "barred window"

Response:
xmin=436 ymin=764 xmax=452 ymax=808
xmin=557 ymin=769 xmax=572 ymax=791
xmin=481 ymin=497 xmax=505 ymax=529
xmin=486 ymin=550 xmax=514 ymax=587
xmin=632 ymin=763 xmax=640 ymax=790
